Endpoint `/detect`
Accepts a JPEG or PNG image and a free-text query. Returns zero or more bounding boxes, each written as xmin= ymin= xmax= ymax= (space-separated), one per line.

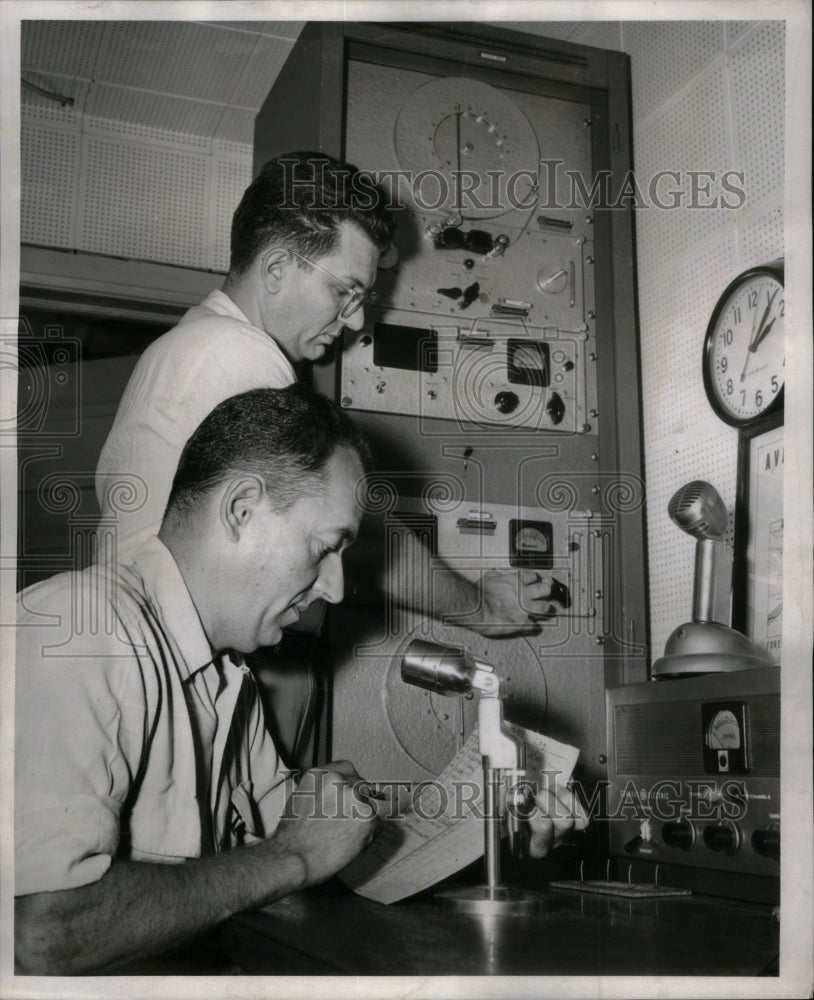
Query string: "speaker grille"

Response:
xmin=614 ymin=693 xmax=779 ymax=775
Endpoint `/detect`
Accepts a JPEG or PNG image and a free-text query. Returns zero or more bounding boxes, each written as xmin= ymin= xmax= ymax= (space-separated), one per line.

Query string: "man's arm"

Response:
xmin=15 ymin=766 xmax=378 ymax=975
xmin=378 ymin=523 xmax=560 ymax=637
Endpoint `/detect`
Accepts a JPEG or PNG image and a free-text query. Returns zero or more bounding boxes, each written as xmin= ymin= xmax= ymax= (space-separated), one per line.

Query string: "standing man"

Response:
xmin=95 ymin=152 xmax=558 ymax=636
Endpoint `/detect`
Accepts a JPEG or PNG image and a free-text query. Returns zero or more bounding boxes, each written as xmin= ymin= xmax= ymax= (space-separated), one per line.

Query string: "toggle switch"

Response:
xmin=546 ymin=391 xmax=565 ymax=425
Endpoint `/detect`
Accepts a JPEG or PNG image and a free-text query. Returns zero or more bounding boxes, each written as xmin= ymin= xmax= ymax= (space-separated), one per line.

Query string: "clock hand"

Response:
xmin=749 ymin=288 xmax=779 ymax=350
xmin=741 ymin=287 xmax=780 ymax=380
xmin=751 ymin=315 xmax=778 ymax=352
xmin=740 ymin=292 xmax=765 ymax=381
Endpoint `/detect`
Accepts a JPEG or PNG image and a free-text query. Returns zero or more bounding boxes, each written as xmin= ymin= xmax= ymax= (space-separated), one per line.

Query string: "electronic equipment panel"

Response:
xmin=606 ymin=668 xmax=780 ymax=901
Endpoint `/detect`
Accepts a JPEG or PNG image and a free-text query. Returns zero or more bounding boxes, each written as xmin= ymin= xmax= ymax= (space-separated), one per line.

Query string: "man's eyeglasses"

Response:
xmin=289 ymin=249 xmax=377 ymax=320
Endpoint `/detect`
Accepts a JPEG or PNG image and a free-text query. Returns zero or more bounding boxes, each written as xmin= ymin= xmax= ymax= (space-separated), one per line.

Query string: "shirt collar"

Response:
xmin=200 ymin=288 xmax=254 ymax=327
xmin=126 ymin=536 xmax=216 ymax=679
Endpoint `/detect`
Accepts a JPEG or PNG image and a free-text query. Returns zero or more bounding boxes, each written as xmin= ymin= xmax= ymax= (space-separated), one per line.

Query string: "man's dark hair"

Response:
xmin=229 ymin=152 xmax=395 ymax=276
xmin=164 ymin=384 xmax=371 ymax=522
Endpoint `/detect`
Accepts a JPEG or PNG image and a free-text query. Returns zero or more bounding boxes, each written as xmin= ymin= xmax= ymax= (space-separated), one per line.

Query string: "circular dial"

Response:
xmin=703 ymin=262 xmax=784 ymax=426
xmin=705 ymin=708 xmax=742 ymax=750
xmin=394 ymin=76 xmax=539 ymax=219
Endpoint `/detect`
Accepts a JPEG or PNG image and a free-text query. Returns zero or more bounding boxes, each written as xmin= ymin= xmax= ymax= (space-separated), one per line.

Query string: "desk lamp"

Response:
xmin=401 ymin=638 xmax=545 ymax=915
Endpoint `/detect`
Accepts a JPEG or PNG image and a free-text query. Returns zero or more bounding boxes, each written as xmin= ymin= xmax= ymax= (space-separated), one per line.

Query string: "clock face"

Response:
xmin=703 ymin=265 xmax=785 ymax=426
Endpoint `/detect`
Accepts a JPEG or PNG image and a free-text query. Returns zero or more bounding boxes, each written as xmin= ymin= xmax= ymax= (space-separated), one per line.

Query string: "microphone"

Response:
xmin=667 ymin=481 xmax=731 ymax=625
xmin=652 ymin=480 xmax=772 ymax=677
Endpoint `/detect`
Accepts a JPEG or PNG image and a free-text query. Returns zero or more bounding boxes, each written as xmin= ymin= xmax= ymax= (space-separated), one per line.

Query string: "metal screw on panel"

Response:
xmin=598 ymin=754 xmax=608 ymax=764
xmin=590 ymin=452 xmax=599 ymax=461
xmin=586 ymin=256 xmax=595 ymax=265
xmin=574 ymin=236 xmax=585 ymax=245
xmin=587 ymin=608 xmax=596 ymax=617
xmin=341 ymin=397 xmax=352 ymax=407
xmin=376 ymin=382 xmax=386 ymax=393
xmin=595 ymin=590 xmax=603 ymax=599
xmin=587 ymin=310 xmax=596 ymax=319
xmin=591 ymin=485 xmax=600 ymax=494
xmin=586 ymin=217 xmax=594 ymax=225
xmin=428 ymin=390 xmax=437 ymax=400
xmin=578 ymin=323 xmax=588 ymax=332
xmin=581 ymin=423 xmax=592 ymax=433
xmin=583 ymin=118 xmax=592 ymax=126
xmin=584 ymin=509 xmax=594 ymax=519
xmin=596 ymin=637 xmax=605 ymax=645
xmin=589 ymin=352 xmax=597 ymax=361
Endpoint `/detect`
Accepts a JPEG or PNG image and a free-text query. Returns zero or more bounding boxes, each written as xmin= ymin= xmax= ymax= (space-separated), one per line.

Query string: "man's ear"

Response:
xmin=220 ymin=475 xmax=266 ymax=541
xmin=259 ymin=247 xmax=292 ymax=296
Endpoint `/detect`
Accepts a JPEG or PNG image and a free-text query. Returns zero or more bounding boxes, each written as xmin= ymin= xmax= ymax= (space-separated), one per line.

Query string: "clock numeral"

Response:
xmin=726 ymin=378 xmax=733 ymax=396
xmin=755 ymin=390 xmax=763 ymax=408
xmin=779 ymin=299 xmax=785 ymax=317
xmin=771 ymin=375 xmax=779 ymax=394
xmin=720 ymin=355 xmax=728 ymax=373
xmin=748 ymin=289 xmax=758 ymax=309
xmin=723 ymin=328 xmax=733 ymax=346
xmin=733 ymin=306 xmax=741 ymax=324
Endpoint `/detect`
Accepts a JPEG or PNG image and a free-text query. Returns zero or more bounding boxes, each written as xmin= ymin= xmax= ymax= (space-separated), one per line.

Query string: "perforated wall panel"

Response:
xmin=577 ymin=21 xmax=623 ymax=51
xmin=630 ymin=20 xmax=784 ymax=663
xmin=78 ymin=137 xmax=209 ymax=267
xmin=634 ymin=65 xmax=731 ymax=267
xmin=730 ymin=21 xmax=785 ymax=211
xmin=625 ymin=21 xmax=725 ymax=124
xmin=20 ymin=124 xmax=80 ymax=249
xmin=740 ymin=202 xmax=784 ymax=269
xmin=211 ymin=155 xmax=252 ymax=273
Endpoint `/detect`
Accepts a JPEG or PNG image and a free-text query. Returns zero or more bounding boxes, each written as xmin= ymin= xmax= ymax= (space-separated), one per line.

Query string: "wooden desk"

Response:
xmin=208 ymin=880 xmax=779 ymax=977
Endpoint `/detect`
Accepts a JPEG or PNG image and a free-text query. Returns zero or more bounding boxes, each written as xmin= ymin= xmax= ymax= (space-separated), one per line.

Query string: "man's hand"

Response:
xmin=269 ymin=760 xmax=380 ymax=886
xmin=465 ymin=569 xmax=567 ymax=638
xmin=527 ymin=784 xmax=589 ymax=859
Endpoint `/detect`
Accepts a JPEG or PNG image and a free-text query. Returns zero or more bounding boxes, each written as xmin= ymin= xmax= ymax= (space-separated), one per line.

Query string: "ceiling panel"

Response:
xmin=85 ymin=85 xmax=226 ymax=138
xmin=21 ymin=20 xmax=105 ymax=77
xmin=230 ymin=34 xmax=296 ymax=109
xmin=93 ymin=21 xmax=258 ymax=103
xmin=213 ymin=106 xmax=257 ymax=145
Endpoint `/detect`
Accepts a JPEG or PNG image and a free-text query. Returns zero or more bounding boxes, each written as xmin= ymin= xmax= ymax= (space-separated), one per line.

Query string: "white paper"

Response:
xmin=340 ymin=726 xmax=579 ymax=904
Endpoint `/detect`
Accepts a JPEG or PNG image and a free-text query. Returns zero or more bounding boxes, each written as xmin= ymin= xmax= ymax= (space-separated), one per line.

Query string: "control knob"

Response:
xmin=751 ymin=827 xmax=780 ymax=861
xmin=703 ymin=821 xmax=741 ymax=855
xmin=661 ymin=820 xmax=695 ymax=850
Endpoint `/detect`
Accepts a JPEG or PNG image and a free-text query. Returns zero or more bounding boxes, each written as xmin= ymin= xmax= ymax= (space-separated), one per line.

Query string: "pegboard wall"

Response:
xmin=626 ymin=20 xmax=785 ymax=658
xmin=20 ymin=104 xmax=251 ymax=271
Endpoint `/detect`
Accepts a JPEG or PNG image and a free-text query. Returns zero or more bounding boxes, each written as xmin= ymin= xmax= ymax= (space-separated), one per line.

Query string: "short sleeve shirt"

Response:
xmin=15 ymin=537 xmax=293 ymax=897
xmin=95 ymin=290 xmax=296 ymax=558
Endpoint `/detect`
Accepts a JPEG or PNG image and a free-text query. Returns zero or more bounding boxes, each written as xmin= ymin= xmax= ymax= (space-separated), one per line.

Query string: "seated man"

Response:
xmin=15 ymin=385 xmax=585 ymax=974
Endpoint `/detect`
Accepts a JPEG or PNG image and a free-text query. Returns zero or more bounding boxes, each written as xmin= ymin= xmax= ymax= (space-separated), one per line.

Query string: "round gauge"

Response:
xmin=703 ymin=261 xmax=784 ymax=426
xmin=705 ymin=708 xmax=742 ymax=750
xmin=537 ymin=266 xmax=569 ymax=295
xmin=394 ymin=76 xmax=539 ymax=219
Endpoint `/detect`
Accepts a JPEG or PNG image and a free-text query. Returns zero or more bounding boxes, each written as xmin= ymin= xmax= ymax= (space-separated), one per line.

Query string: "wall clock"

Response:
xmin=703 ymin=260 xmax=784 ymax=426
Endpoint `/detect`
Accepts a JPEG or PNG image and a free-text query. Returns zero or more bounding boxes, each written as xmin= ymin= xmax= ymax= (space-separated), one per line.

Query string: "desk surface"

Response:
xmin=210 ymin=880 xmax=779 ymax=977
